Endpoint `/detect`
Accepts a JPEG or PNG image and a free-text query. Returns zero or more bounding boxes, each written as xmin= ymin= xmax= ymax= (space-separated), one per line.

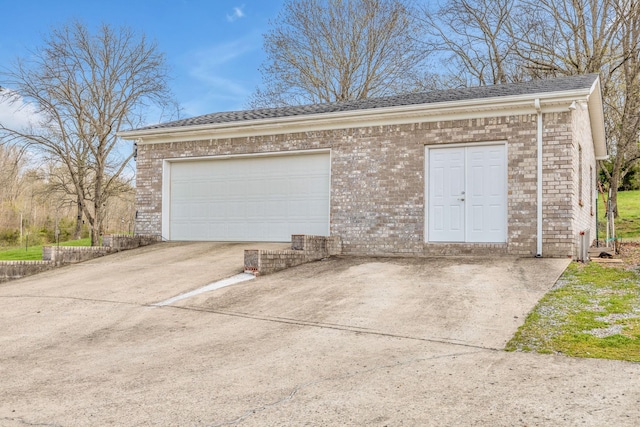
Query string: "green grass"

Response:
xmin=506 ymin=262 xmax=640 ymax=362
xmin=58 ymin=238 xmax=92 ymax=247
xmin=597 ymin=189 xmax=640 ymax=239
xmin=0 ymin=238 xmax=92 ymax=261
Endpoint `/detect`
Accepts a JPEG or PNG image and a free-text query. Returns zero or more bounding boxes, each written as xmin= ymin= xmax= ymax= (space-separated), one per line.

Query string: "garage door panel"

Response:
xmin=170 ymin=221 xmax=189 ymax=238
xmin=306 ymin=200 xmax=330 ymax=218
xmin=288 ymin=200 xmax=309 ymax=217
xmin=193 ymin=204 xmax=209 ymax=219
xmin=169 ymin=153 xmax=330 ymax=241
xmin=290 ymin=179 xmax=315 ymax=196
xmin=227 ymin=178 xmax=248 ymax=194
xmin=246 ymin=201 xmax=266 ymax=218
xmin=172 ymin=204 xmax=188 ymax=219
xmin=208 ymin=222 xmax=228 ymax=238
xmin=266 ymin=222 xmax=288 ymax=238
xmin=207 ymin=206 xmax=226 ymax=220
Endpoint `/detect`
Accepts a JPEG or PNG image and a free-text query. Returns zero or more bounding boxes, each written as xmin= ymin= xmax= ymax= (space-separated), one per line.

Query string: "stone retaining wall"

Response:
xmin=0 ymin=234 xmax=160 ymax=284
xmin=0 ymin=261 xmax=55 ymax=284
xmin=102 ymin=234 xmax=161 ymax=251
xmin=43 ymin=246 xmax=113 ymax=264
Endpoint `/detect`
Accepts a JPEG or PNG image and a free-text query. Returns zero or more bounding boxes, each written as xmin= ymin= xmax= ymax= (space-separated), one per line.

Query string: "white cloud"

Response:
xmin=226 ymin=5 xmax=245 ymax=22
xmin=189 ymin=38 xmax=255 ymax=81
xmin=0 ymin=90 xmax=41 ymax=131
xmin=180 ymin=32 xmax=261 ymax=115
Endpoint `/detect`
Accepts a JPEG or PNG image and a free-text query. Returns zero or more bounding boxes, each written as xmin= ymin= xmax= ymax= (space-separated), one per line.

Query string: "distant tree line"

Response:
xmin=0 ymin=144 xmax=135 ymax=247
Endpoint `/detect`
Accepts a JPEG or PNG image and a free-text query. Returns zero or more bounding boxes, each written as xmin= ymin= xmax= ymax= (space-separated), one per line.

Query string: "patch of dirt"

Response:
xmin=595 ymin=313 xmax=639 ymax=323
xmin=585 ymin=325 xmax=624 ymax=338
xmin=620 ymin=242 xmax=640 ymax=269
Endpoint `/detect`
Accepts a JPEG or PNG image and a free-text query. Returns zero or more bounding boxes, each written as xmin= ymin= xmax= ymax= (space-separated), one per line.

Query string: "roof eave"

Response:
xmin=119 ymin=87 xmax=596 ymax=144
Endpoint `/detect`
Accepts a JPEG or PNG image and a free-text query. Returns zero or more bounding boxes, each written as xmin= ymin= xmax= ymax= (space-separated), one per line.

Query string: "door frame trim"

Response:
xmin=424 ymin=141 xmax=508 ymax=243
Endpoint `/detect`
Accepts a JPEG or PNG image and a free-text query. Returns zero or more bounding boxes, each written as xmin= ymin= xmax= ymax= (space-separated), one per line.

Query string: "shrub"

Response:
xmin=0 ymin=228 xmax=20 ymax=246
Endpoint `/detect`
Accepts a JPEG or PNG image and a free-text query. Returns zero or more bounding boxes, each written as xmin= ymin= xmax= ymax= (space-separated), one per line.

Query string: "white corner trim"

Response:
xmin=161 ymin=160 xmax=171 ymax=240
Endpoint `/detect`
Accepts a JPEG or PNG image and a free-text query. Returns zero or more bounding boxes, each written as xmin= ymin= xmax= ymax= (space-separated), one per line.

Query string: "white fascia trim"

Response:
xmin=162 ymin=148 xmax=330 ymax=162
xmin=120 ymin=89 xmax=593 ymax=145
xmin=586 ymin=78 xmax=608 ymax=159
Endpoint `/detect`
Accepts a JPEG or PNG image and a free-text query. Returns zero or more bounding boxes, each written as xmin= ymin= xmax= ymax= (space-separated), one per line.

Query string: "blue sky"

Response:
xmin=0 ymin=1 xmax=284 ymax=127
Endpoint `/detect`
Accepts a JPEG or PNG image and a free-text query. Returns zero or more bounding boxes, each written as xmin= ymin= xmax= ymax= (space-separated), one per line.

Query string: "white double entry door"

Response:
xmin=427 ymin=144 xmax=507 ymax=243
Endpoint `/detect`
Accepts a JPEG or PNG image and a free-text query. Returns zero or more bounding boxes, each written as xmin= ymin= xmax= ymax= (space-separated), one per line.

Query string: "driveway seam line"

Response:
xmin=169 ymin=304 xmax=503 ymax=352
xmin=0 ymin=294 xmax=142 ymax=306
xmin=0 ymin=416 xmax=63 ymax=427
xmin=0 ymin=294 xmax=502 ymax=351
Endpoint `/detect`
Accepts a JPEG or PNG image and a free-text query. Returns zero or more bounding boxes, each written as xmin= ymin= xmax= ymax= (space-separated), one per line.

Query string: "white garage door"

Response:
xmin=428 ymin=144 xmax=506 ymax=243
xmin=168 ymin=152 xmax=330 ymax=241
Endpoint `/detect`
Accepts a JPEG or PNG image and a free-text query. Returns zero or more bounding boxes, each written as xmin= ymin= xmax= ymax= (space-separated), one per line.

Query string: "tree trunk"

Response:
xmin=90 ymin=214 xmax=101 ymax=246
xmin=74 ymin=196 xmax=83 ymax=240
xmin=609 ymin=167 xmax=620 ymax=219
xmin=91 ymin=168 xmax=103 ymax=247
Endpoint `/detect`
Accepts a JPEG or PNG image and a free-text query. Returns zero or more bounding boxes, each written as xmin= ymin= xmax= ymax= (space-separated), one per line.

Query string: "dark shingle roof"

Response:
xmin=134 ymin=74 xmax=599 ymax=132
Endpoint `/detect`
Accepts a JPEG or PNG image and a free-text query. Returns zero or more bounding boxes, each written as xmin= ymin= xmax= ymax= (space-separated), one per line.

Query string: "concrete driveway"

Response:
xmin=0 ymin=242 xmax=639 ymax=426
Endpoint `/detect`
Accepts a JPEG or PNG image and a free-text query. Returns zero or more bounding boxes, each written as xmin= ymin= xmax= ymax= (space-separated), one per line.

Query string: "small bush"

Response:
xmin=24 ymin=231 xmax=44 ymax=247
xmin=0 ymin=228 xmax=20 ymax=246
xmin=36 ymin=217 xmax=90 ymax=244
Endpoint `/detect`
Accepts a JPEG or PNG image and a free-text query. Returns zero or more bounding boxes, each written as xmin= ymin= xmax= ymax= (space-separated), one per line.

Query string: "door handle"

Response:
xmin=458 ymin=197 xmax=465 ymax=201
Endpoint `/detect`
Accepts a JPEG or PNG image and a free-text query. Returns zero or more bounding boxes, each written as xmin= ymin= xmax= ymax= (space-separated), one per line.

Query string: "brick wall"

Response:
xmin=245 ymin=235 xmax=341 ymax=275
xmin=571 ymin=105 xmax=598 ymax=255
xmin=421 ymin=115 xmax=539 ymax=256
xmin=540 ymin=112 xmax=574 ymax=257
xmin=136 ymin=112 xmax=594 ymax=258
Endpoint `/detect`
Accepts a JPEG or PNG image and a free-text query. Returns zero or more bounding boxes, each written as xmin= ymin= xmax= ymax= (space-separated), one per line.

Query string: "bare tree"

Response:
xmin=514 ymin=0 xmax=640 ymax=216
xmin=598 ymin=1 xmax=640 ymax=214
xmin=0 ymin=145 xmax=22 ymax=205
xmin=43 ymin=161 xmax=91 ymax=240
xmin=420 ymin=0 xmax=526 ymax=86
xmin=0 ymin=20 xmax=175 ymax=244
xmin=0 ymin=144 xmax=24 ymax=234
xmin=249 ymin=0 xmax=427 ymax=107
xmin=513 ymin=0 xmax=622 ymax=77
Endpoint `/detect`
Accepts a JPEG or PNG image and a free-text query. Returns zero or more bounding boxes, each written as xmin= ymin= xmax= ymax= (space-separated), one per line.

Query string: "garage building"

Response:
xmin=120 ymin=74 xmax=606 ymax=258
